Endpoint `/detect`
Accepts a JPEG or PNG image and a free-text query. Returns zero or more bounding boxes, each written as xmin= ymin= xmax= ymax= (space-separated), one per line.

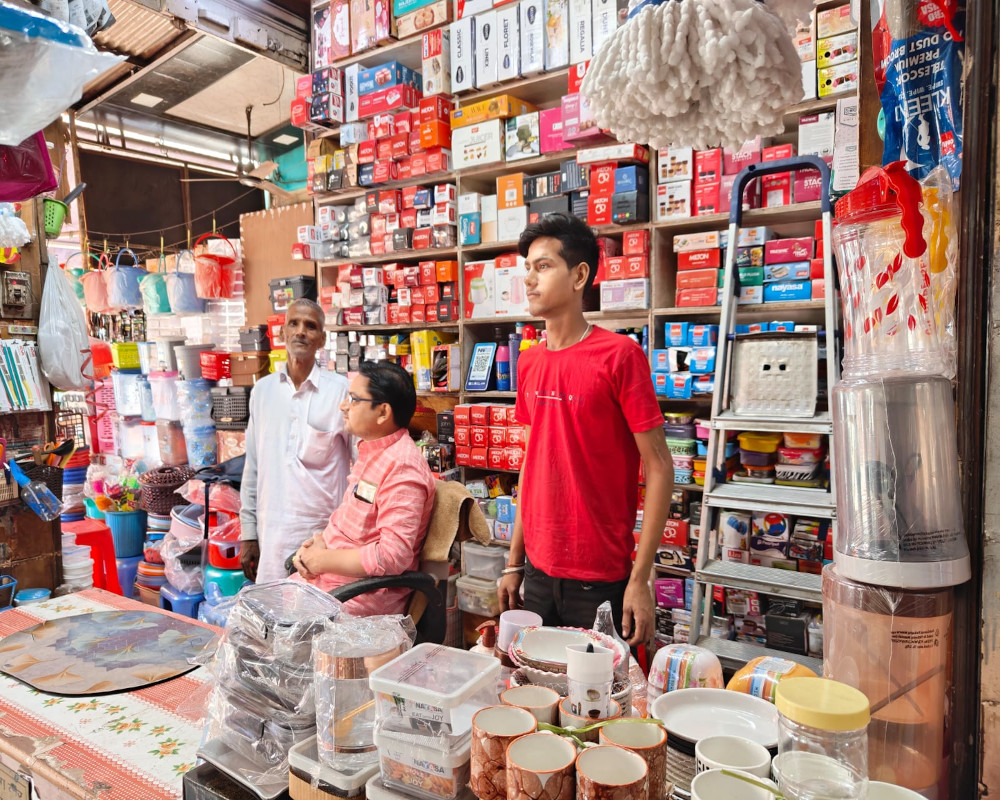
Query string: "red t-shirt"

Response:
xmin=515 ymin=326 xmax=664 ymax=582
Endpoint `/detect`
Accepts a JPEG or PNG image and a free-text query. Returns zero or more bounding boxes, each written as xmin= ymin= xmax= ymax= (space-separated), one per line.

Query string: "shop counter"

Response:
xmin=0 ymin=588 xmax=215 ymax=800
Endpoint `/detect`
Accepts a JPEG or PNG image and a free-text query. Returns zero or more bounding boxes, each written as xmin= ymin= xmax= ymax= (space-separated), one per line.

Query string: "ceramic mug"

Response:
xmin=868 ymin=782 xmax=927 ymax=799
xmin=690 ymin=768 xmax=779 ymax=800
xmin=506 ymin=732 xmax=576 ymax=800
xmin=499 ymin=609 xmax=543 ymax=651
xmin=471 ymin=706 xmax=538 ymax=800
xmin=598 ymin=721 xmax=667 ymax=800
xmin=501 ymin=685 xmax=561 ymax=725
xmin=558 ymin=697 xmax=622 ymax=743
xmin=695 ymin=735 xmax=772 ymax=778
xmin=576 ymin=744 xmax=648 ymax=800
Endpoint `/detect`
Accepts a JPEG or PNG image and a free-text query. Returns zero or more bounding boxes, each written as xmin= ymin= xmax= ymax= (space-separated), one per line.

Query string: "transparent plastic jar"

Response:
xmin=772 ymin=678 xmax=870 ymax=800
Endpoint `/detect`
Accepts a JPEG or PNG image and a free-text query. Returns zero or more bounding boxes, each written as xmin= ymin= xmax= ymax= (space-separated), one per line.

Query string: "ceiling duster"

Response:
xmin=580 ymin=0 xmax=813 ymax=149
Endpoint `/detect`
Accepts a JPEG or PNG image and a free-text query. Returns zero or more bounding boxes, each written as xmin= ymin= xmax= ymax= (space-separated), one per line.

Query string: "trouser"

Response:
xmin=522 ymin=558 xmax=628 ymax=637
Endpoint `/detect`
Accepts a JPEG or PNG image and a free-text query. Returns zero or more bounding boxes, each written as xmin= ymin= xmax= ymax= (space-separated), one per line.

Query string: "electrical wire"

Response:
xmin=261 ymin=65 xmax=287 ymax=108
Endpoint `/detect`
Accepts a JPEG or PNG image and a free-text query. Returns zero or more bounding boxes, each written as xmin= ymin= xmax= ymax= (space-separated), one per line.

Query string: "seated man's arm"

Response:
xmin=297 ymin=467 xmax=432 ymax=579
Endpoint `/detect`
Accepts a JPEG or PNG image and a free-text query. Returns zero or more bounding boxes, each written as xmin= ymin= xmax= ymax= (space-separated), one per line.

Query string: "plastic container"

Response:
xmin=663 ymin=423 xmax=696 ymax=439
xmin=218 ymin=687 xmax=316 ymax=767
xmin=137 ymin=377 xmax=156 ymax=422
xmin=456 ymin=574 xmax=500 ymax=617
xmin=461 ymin=541 xmax=506 ymax=581
xmin=740 ymin=448 xmax=777 ymax=467
xmin=174 ymin=345 xmax=211 ymax=380
xmin=239 ymin=325 xmax=270 ymax=352
xmin=137 ymin=342 xmax=158 ymax=375
xmin=14 ymin=588 xmax=51 ymax=605
xmin=775 ymin=463 xmax=820 ymax=482
xmin=183 ymin=423 xmax=218 ymax=468
xmin=112 ymin=370 xmax=144 ymax=416
xmin=726 ymin=656 xmax=818 ymax=704
xmin=772 ymin=678 xmax=870 ymax=800
xmin=105 ymin=510 xmax=147 ymax=557
xmin=369 ymin=643 xmax=501 ymax=740
xmin=269 ymin=349 xmax=288 ymax=373
xmin=136 ymin=584 xmax=161 ymax=606
xmin=204 ymin=565 xmax=249 ymax=598
xmin=148 ymin=371 xmax=181 ymax=420
xmin=269 ymin=275 xmax=317 ymax=313
xmin=230 ymin=351 xmax=270 ymax=387
xmin=156 ymin=419 xmax=188 ymax=466
xmin=783 ymin=432 xmax=824 ymax=449
xmin=111 ymin=342 xmax=140 ymax=370
xmin=646 ymin=644 xmax=724 ymax=700
xmin=290 ymin=737 xmax=378 ymax=799
xmin=267 ymin=313 xmax=286 ymax=349
xmin=199 ymin=350 xmax=232 ymax=381
xmin=832 ymin=374 xmax=971 ymax=588
xmin=736 ymin=431 xmax=783 ymax=453
xmin=176 ymin=379 xmax=214 ymax=417
xmin=141 ymin=422 xmax=160 ymax=465
xmin=664 ymin=412 xmax=694 ymax=425
xmin=208 ymin=527 xmax=243 ymax=570
xmin=154 ymin=338 xmax=186 ymax=372
xmin=665 ymin=438 xmax=696 ymax=456
xmin=823 ymin=564 xmax=952 ymax=796
xmin=674 ymin=468 xmax=693 ymax=484
xmin=777 ymin=446 xmax=824 ymax=466
xmin=374 ymin=727 xmax=471 ymax=800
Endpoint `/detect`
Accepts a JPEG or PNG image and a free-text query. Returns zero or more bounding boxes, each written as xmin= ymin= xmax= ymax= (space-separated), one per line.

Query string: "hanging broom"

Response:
xmin=581 ymin=0 xmax=811 ymax=150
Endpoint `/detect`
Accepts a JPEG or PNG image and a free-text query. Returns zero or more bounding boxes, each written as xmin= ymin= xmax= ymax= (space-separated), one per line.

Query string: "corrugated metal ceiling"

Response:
xmin=92 ymin=0 xmax=184 ymax=60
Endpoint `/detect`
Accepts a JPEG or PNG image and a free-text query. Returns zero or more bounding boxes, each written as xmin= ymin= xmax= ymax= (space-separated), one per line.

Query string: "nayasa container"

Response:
xmin=455 ymin=574 xmax=501 ymax=617
xmin=269 ymin=275 xmax=317 ymax=313
xmin=289 ymin=736 xmax=378 ymax=800
xmin=368 ymin=643 xmax=500 ymax=742
xmin=461 ymin=540 xmax=505 ymax=581
xmin=375 ymin=726 xmax=471 ymax=800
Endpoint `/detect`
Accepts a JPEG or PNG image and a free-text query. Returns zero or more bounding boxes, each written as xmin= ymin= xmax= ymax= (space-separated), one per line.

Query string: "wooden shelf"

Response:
xmin=314 ymin=169 xmax=458 ymax=205
xmin=652 ymin=300 xmax=827 ymax=317
xmin=458 ymin=150 xmax=577 ymax=182
xmin=417 ymin=390 xmax=459 ymax=397
xmin=463 ymin=390 xmax=517 ymax=399
xmin=327 ymin=24 xmax=449 ymax=71
xmin=325 ymin=321 xmax=459 ymax=332
xmin=457 ymin=68 xmax=572 ymax=108
xmin=652 ymin=201 xmax=823 ymax=232
xmin=317 ymin=247 xmax=458 ymax=267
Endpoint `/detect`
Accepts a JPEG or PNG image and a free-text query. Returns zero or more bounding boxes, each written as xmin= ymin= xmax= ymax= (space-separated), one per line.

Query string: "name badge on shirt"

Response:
xmin=354 ymin=479 xmax=378 ymax=504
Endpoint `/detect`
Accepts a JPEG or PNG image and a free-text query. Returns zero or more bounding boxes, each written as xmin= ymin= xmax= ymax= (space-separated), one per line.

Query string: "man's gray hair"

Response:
xmin=287 ymin=297 xmax=325 ymax=323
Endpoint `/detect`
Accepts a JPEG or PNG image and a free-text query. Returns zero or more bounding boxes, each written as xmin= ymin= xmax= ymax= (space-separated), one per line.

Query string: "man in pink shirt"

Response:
xmin=290 ymin=361 xmax=436 ymax=617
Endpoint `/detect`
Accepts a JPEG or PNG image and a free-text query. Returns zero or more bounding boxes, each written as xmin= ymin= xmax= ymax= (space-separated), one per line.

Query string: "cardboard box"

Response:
xmin=623 ymin=230 xmax=649 ymax=255
xmin=763 ymin=281 xmax=811 ymax=302
xmin=520 ymin=0 xmax=545 ymax=74
xmin=693 ymin=181 xmax=720 ymax=216
xmin=344 ymin=64 xmax=360 ymax=122
xmin=569 ymin=0 xmax=593 ymax=64
xmin=539 ymin=107 xmax=568 ymax=153
xmin=694 ymin=148 xmax=723 ymax=184
xmin=625 ymin=254 xmax=648 ymax=278
xmin=449 ymin=16 xmax=475 ymax=93
xmin=762 ymin=173 xmax=792 ymax=208
xmin=451 ymin=119 xmax=504 ymax=169
xmin=654 ymin=181 xmax=691 ymax=221
xmin=419 ymin=95 xmax=454 ymax=123
xmin=676 ymin=268 xmax=717 ymax=290
xmin=719 ymin=173 xmax=761 ymax=214
xmin=358 ymin=61 xmax=422 ymax=96
xmin=723 ymin=137 xmax=762 ymax=176
xmin=495 ymin=261 xmax=530 ymax=316
xmin=657 ymin=146 xmax=694 ymax=183
xmin=331 ymin=0 xmax=352 ymax=59
xmin=474 ymin=10 xmax=499 ymax=88
xmin=359 ymin=85 xmax=420 ymax=117
xmin=397 ymin=0 xmax=452 ymax=36
xmin=614 ymin=165 xmax=649 ymax=194
xmin=589 ymin=163 xmax=616 ymax=196
xmin=505 ymin=113 xmax=541 ymax=161
xmin=587 ymin=193 xmax=612 ymax=225
xmin=766 ymin=238 xmax=813 ymax=264
xmin=422 ymin=29 xmax=452 ymax=96
xmin=482 ymin=194 xmax=498 ymax=241
xmin=313 ymin=5 xmax=333 ymax=67
xmin=591 ymin=0 xmax=625 ymax=52
xmin=675 ymin=287 xmax=718 ymax=307
xmin=349 ymin=0 xmax=375 ymax=53
xmin=600 ymin=278 xmax=649 ymax=311
xmin=765 ymin=612 xmax=811 ymax=655
xmin=544 ymin=0 xmax=570 ymax=69
xmin=819 ymin=59 xmax=858 ymax=97
xmin=764 ymin=261 xmax=811 ymax=283
xmin=496 ymin=173 xmax=525 ymax=208
xmin=817 ymin=31 xmax=857 ymax=68
xmin=576 ymin=143 xmax=649 ymax=164
xmin=464 ymin=259 xmax=496 ymax=318
xmin=498 ymin=206 xmax=528 ymax=241
xmin=817 ymin=3 xmax=855 ymax=39
xmin=833 ymin=95 xmax=859 ymax=193
xmin=451 ymin=94 xmax=537 ymax=128
xmin=497 ymin=3 xmax=521 ymax=82
xmin=798 ymin=111 xmax=835 ymax=158
xmin=677 ymin=248 xmax=720 ymax=271
xmin=802 ymin=60 xmax=818 ymax=100
xmin=612 ymin=190 xmax=649 ymax=224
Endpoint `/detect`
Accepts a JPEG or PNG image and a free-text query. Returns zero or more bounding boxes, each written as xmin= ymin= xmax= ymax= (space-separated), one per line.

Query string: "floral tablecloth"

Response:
xmin=0 ymin=589 xmax=216 ymax=800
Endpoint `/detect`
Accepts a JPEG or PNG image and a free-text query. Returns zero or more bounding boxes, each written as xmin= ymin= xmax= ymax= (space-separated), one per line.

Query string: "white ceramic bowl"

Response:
xmin=649 ymin=688 xmax=779 ymax=748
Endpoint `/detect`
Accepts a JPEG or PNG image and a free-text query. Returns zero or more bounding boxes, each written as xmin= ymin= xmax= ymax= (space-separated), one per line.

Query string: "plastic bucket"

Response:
xmin=43 ymin=199 xmax=68 ymax=238
xmin=105 ymin=510 xmax=147 ymax=558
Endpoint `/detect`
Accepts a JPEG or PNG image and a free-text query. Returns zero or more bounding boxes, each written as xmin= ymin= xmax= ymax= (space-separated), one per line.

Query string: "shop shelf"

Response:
xmin=691 ymin=636 xmax=823 ymax=675
xmin=317 ymin=247 xmax=458 ymax=267
xmin=703 ymin=482 xmax=834 ymax=516
xmin=324 ymin=321 xmax=460 ymax=333
xmin=314 ymin=170 xmax=457 ymax=206
xmin=710 ymin=412 xmax=833 ymax=433
xmin=456 ymin=68 xmax=572 ymax=107
xmin=695 ymin=560 xmax=822 ymax=603
xmin=329 ymin=22 xmax=450 ymax=70
xmin=651 ymin=201 xmax=823 ymax=232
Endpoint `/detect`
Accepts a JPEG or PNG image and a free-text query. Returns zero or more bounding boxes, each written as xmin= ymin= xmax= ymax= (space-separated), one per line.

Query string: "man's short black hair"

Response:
xmin=518 ymin=213 xmax=600 ymax=293
xmin=359 ymin=360 xmax=417 ymax=428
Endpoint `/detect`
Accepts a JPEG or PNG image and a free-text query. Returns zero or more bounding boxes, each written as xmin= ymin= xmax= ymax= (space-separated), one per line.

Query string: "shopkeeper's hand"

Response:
xmin=241 ymin=540 xmax=260 ymax=582
xmin=296 ymin=533 xmax=328 ymax=578
xmin=497 ymin=572 xmax=523 ymax=612
xmin=622 ymin=578 xmax=654 ymax=647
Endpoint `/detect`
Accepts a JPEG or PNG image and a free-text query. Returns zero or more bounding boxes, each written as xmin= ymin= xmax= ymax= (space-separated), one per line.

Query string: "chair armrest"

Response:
xmin=330 ymin=571 xmax=439 ymax=604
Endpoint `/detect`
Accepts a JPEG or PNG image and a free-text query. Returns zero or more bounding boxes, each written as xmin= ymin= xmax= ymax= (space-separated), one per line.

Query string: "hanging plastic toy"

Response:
xmin=581 ymin=0 xmax=809 ymax=149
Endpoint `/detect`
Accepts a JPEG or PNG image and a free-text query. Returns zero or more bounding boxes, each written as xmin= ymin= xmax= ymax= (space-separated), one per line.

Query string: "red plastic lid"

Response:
xmin=834 ymin=162 xmax=926 ymax=258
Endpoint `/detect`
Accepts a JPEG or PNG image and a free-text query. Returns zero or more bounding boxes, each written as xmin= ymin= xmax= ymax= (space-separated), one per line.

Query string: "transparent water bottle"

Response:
xmin=8 ymin=461 xmax=62 ymax=522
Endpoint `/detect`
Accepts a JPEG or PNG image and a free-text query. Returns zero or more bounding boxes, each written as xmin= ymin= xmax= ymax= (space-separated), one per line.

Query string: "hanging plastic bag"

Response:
xmin=81 ymin=252 xmax=112 ymax=313
xmin=0 ymin=202 xmax=30 ymax=248
xmin=38 ymin=259 xmax=90 ymax=390
xmin=0 ymin=2 xmax=123 ymax=146
xmin=193 ymin=233 xmax=238 ymax=299
xmin=0 ymin=131 xmax=57 ymax=202
xmin=140 ymin=255 xmax=171 ymax=314
xmin=63 ymin=251 xmax=95 ymax=306
xmin=106 ymin=247 xmax=145 ymax=310
xmin=164 ymin=248 xmax=206 ymax=315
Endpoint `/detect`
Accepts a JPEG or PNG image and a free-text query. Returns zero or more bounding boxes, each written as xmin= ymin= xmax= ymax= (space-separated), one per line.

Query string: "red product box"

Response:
xmin=626 ymin=254 xmax=649 ymax=278
xmin=410 ymin=152 xmax=427 ymax=177
xmin=812 ymin=279 xmax=826 ymax=300
xmin=676 ymin=287 xmax=719 ymax=306
xmin=349 ymin=266 xmax=365 ymax=288
xmin=425 ymin=304 xmax=439 ymax=323
xmin=359 ymin=85 xmax=420 ymax=118
xmin=372 ymin=114 xmax=395 ymax=138
xmin=394 ymin=111 xmax=414 ymax=134
xmin=718 ymin=173 xmax=761 ymax=215
xmin=678 ymin=249 xmax=720 ymax=271
xmin=456 ymin=446 xmax=472 ymax=466
xmin=379 ymin=189 xmax=402 ymax=213
xmin=413 ymin=227 xmax=433 ymax=248
xmin=568 ymin=61 xmax=589 ymax=93
xmin=694 ymin=148 xmax=723 ymax=184
xmin=794 ymin=169 xmax=824 ymax=203
xmin=470 ymin=448 xmax=488 ymax=469
xmin=402 ymin=186 xmax=419 ymax=209
xmin=420 ymin=262 xmax=437 ymax=284
xmin=390 ymin=133 xmax=410 ymax=160
xmin=604 ymin=256 xmax=625 ymax=281
xmin=454 ymin=404 xmax=471 ymax=426
xmin=371 ymin=215 xmax=387 ymax=237
xmin=762 ymin=173 xmax=792 ymax=207
xmin=436 ymin=260 xmax=458 ymax=282
xmin=488 ymin=448 xmax=506 ymax=470
xmin=372 ymin=160 xmax=399 ymax=183
xmin=400 ymin=266 xmax=421 ymax=286
xmin=676 ymin=268 xmax=717 ymax=290
xmin=470 ymin=404 xmax=491 ymax=426
xmin=588 ymin=194 xmax=613 ymax=225
xmin=411 ymin=304 xmax=426 ymax=323
xmin=426 ymin=147 xmax=451 ymax=173
xmin=723 ymin=138 xmax=762 ymax=175
xmin=455 ymin=426 xmax=471 ymax=446
xmin=420 ymin=120 xmax=452 ymax=149
xmin=590 ymin=163 xmax=617 ymax=196
xmin=694 ymin=181 xmax=720 ymax=216
xmin=506 ymin=446 xmax=525 ymax=472
xmin=358 ymin=140 xmax=377 ymax=163
xmin=470 ymin=425 xmax=487 ymax=449
xmin=296 ymin=74 xmax=312 ymax=99
xmin=662 ymin=518 xmax=690 ymax=548
xmin=490 ymin=405 xmax=509 ymax=426
xmin=343 ymin=308 xmax=364 ymax=326
xmin=411 ymin=286 xmax=426 ymax=304
xmin=539 ymin=107 xmax=568 ymax=154
xmin=376 ymin=138 xmax=393 ymax=161
xmin=408 ymin=129 xmax=422 ymax=152
xmin=506 ymin=406 xmax=517 ymax=425
xmin=423 ymin=284 xmax=441 ymax=304
xmin=419 ymin=95 xmax=454 ymax=123
xmin=401 ymin=208 xmax=418 ymax=229
xmin=762 ymin=143 xmax=796 ymax=161
xmin=810 ymin=258 xmax=826 ymax=279
xmin=506 ymin=426 xmax=525 ymax=446
xmin=765 ymin=237 xmax=814 ymax=264
xmin=623 ymin=230 xmax=649 ymax=255
xmin=387 ymin=304 xmax=401 ymax=324
xmin=489 ymin=427 xmax=507 ymax=448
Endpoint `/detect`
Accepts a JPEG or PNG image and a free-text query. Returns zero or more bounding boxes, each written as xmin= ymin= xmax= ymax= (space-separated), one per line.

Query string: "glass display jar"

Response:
xmin=772 ymin=677 xmax=870 ymax=800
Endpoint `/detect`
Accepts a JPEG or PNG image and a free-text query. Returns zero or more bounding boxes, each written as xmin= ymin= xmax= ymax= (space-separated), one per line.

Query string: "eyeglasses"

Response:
xmin=347 ymin=393 xmax=381 ymax=406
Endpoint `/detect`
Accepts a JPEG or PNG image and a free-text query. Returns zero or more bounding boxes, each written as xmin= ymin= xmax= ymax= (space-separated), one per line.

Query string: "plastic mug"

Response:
xmin=501 ymin=685 xmax=560 ymax=725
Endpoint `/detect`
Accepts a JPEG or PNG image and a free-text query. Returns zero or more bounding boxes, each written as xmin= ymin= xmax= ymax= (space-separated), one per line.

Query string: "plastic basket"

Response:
xmin=105 ymin=510 xmax=148 ymax=558
xmin=17 ymin=463 xmax=63 ymax=501
xmin=111 ymin=343 xmax=141 ymax=370
xmin=0 ymin=575 xmax=17 ymax=609
xmin=210 ymin=387 xmax=249 ymax=430
xmin=164 ymin=250 xmax=206 ymax=315
xmin=43 ymin=198 xmax=68 ymax=238
xmin=140 ymin=466 xmax=194 ymax=516
xmin=193 ymin=234 xmax=238 ymax=299
xmin=199 ymin=351 xmax=232 ymax=381
xmin=56 ymin=410 xmax=87 ymax=443
xmin=230 ymin=351 xmax=269 ymax=387
xmin=0 ymin=470 xmax=18 ymax=505
xmin=730 ymin=333 xmax=818 ymax=418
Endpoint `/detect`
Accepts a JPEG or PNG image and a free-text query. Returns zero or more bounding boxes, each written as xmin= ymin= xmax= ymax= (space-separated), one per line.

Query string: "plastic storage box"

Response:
xmin=239 ymin=325 xmax=270 ymax=352
xmin=374 ymin=727 xmax=471 ymax=800
xmin=230 ymin=352 xmax=270 ymax=387
xmin=289 ymin=736 xmax=379 ymax=799
xmin=461 ymin=541 xmax=506 ymax=581
xmin=368 ymin=643 xmax=501 ymax=740
xmin=199 ymin=351 xmax=232 ymax=381
xmin=267 ymin=314 xmax=286 ymax=349
xmin=269 ymin=275 xmax=317 ymax=313
xmin=455 ymin=574 xmax=501 ymax=617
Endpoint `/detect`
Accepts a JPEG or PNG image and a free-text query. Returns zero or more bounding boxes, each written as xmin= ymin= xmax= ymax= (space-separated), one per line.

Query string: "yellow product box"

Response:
xmin=450 ymin=95 xmax=538 ymax=129
xmin=410 ymin=329 xmax=456 ymax=391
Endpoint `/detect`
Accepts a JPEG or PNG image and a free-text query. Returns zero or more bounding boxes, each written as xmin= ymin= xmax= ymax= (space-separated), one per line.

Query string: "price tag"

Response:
xmin=0 ymin=761 xmax=30 ymax=800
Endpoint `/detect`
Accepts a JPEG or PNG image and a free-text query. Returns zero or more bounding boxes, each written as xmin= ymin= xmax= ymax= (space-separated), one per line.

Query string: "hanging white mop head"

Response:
xmin=581 ymin=0 xmax=805 ymax=150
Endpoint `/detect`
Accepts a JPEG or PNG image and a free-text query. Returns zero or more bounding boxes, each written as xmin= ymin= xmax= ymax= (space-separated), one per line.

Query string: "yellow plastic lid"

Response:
xmin=775 ymin=678 xmax=870 ymax=732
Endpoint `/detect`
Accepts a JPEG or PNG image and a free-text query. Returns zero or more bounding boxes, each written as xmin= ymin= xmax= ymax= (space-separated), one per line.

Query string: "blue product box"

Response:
xmin=359 ymin=163 xmax=376 ymax=186
xmin=770 ymin=321 xmax=796 ymax=332
xmin=614 ymin=165 xmax=649 ymax=195
xmin=689 ymin=347 xmax=716 ymax=374
xmin=496 ymin=495 xmax=515 ymax=523
xmin=764 ymin=281 xmax=812 ymax=303
xmin=357 ymin=61 xmax=423 ymax=96
xmin=652 ymin=349 xmax=672 ymax=373
xmin=688 ymin=324 xmax=719 ymax=346
xmin=652 ymin=372 xmax=670 ymax=395
xmin=684 ymin=578 xmax=694 ymax=611
xmin=692 ymin=374 xmax=715 ymax=395
xmin=664 ymin=372 xmax=694 ymax=399
xmin=413 ymin=187 xmax=433 ymax=209
xmin=764 ymin=261 xmax=811 ymax=283
xmin=664 ymin=321 xmax=690 ymax=347
xmin=494 ymin=520 xmax=514 ymax=541
xmin=460 ymin=213 xmax=481 ymax=245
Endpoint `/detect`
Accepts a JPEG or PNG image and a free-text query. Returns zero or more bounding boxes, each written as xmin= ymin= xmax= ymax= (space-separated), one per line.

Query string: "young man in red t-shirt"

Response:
xmin=497 ymin=213 xmax=674 ymax=645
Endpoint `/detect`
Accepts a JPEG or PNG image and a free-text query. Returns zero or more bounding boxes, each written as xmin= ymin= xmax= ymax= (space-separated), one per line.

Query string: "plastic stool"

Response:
xmin=159 ymin=582 xmax=204 ymax=619
xmin=116 ymin=555 xmax=142 ymax=599
xmin=61 ymin=520 xmax=123 ymax=595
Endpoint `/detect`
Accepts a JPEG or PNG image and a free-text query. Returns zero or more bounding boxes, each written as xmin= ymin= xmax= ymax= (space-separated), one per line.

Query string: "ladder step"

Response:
xmin=704 ymin=483 xmax=836 ymax=516
xmin=711 ymin=412 xmax=833 ymax=433
xmin=696 ymin=560 xmax=823 ymax=602
xmin=691 ymin=635 xmax=823 ymax=674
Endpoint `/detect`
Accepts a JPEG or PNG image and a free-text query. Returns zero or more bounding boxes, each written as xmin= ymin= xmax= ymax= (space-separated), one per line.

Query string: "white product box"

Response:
xmin=569 ymin=0 xmax=592 ymax=64
xmin=450 ymin=16 xmax=476 ymax=92
xmin=655 ymin=181 xmax=692 ymax=221
xmin=658 ymin=146 xmax=694 ymax=183
xmin=801 ymin=61 xmax=817 ymax=100
xmin=345 ymin=64 xmax=360 ymax=122
xmin=504 ymin=112 xmax=541 ymax=161
xmin=495 ymin=263 xmax=530 ymax=316
xmin=798 ymin=111 xmax=835 ymax=158
xmin=435 ymin=183 xmax=458 ymax=204
xmin=423 ymin=29 xmax=452 ymax=96
xmin=459 ymin=192 xmax=483 ymax=214
xmin=519 ymin=0 xmax=545 ymax=75
xmin=600 ymin=278 xmax=650 ymax=311
xmin=432 ymin=201 xmax=458 ymax=226
xmin=464 ymin=260 xmax=497 ymax=318
xmin=451 ymin=119 xmax=504 ymax=169
xmin=544 ymin=0 xmax=570 ymax=69
xmin=481 ymin=194 xmax=498 ymax=242
xmin=497 ymin=206 xmax=528 ymax=242
xmin=833 ymin=95 xmax=859 ymax=194
xmin=591 ymin=0 xmax=623 ymax=53
xmin=793 ymin=12 xmax=816 ymax=61
xmin=474 ymin=10 xmax=498 ymax=88
xmin=458 ymin=0 xmax=493 ymax=17
xmin=497 ymin=3 xmax=521 ymax=82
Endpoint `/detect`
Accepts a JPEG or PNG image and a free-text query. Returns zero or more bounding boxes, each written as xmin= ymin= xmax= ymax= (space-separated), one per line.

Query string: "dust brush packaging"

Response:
xmin=544 ymin=0 xmax=570 ymax=69
xmin=519 ymin=0 xmax=545 ymax=74
xmin=450 ymin=16 xmax=476 ymax=92
xmin=474 ymin=10 xmax=498 ymax=88
xmin=569 ymin=0 xmax=592 ymax=64
xmin=497 ymin=3 xmax=521 ymax=82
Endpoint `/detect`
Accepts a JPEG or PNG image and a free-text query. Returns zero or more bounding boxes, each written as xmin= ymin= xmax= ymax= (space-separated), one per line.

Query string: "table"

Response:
xmin=0 ymin=589 xmax=216 ymax=800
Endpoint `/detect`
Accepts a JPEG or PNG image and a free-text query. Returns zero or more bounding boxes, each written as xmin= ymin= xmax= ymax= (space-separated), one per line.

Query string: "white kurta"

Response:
xmin=239 ymin=363 xmax=352 ymax=584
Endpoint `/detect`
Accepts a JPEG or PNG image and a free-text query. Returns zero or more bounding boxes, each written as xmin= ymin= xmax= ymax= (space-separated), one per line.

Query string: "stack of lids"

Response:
xmin=60 ymin=447 xmax=91 ymax=524
xmin=135 ymin=560 xmax=167 ymax=590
